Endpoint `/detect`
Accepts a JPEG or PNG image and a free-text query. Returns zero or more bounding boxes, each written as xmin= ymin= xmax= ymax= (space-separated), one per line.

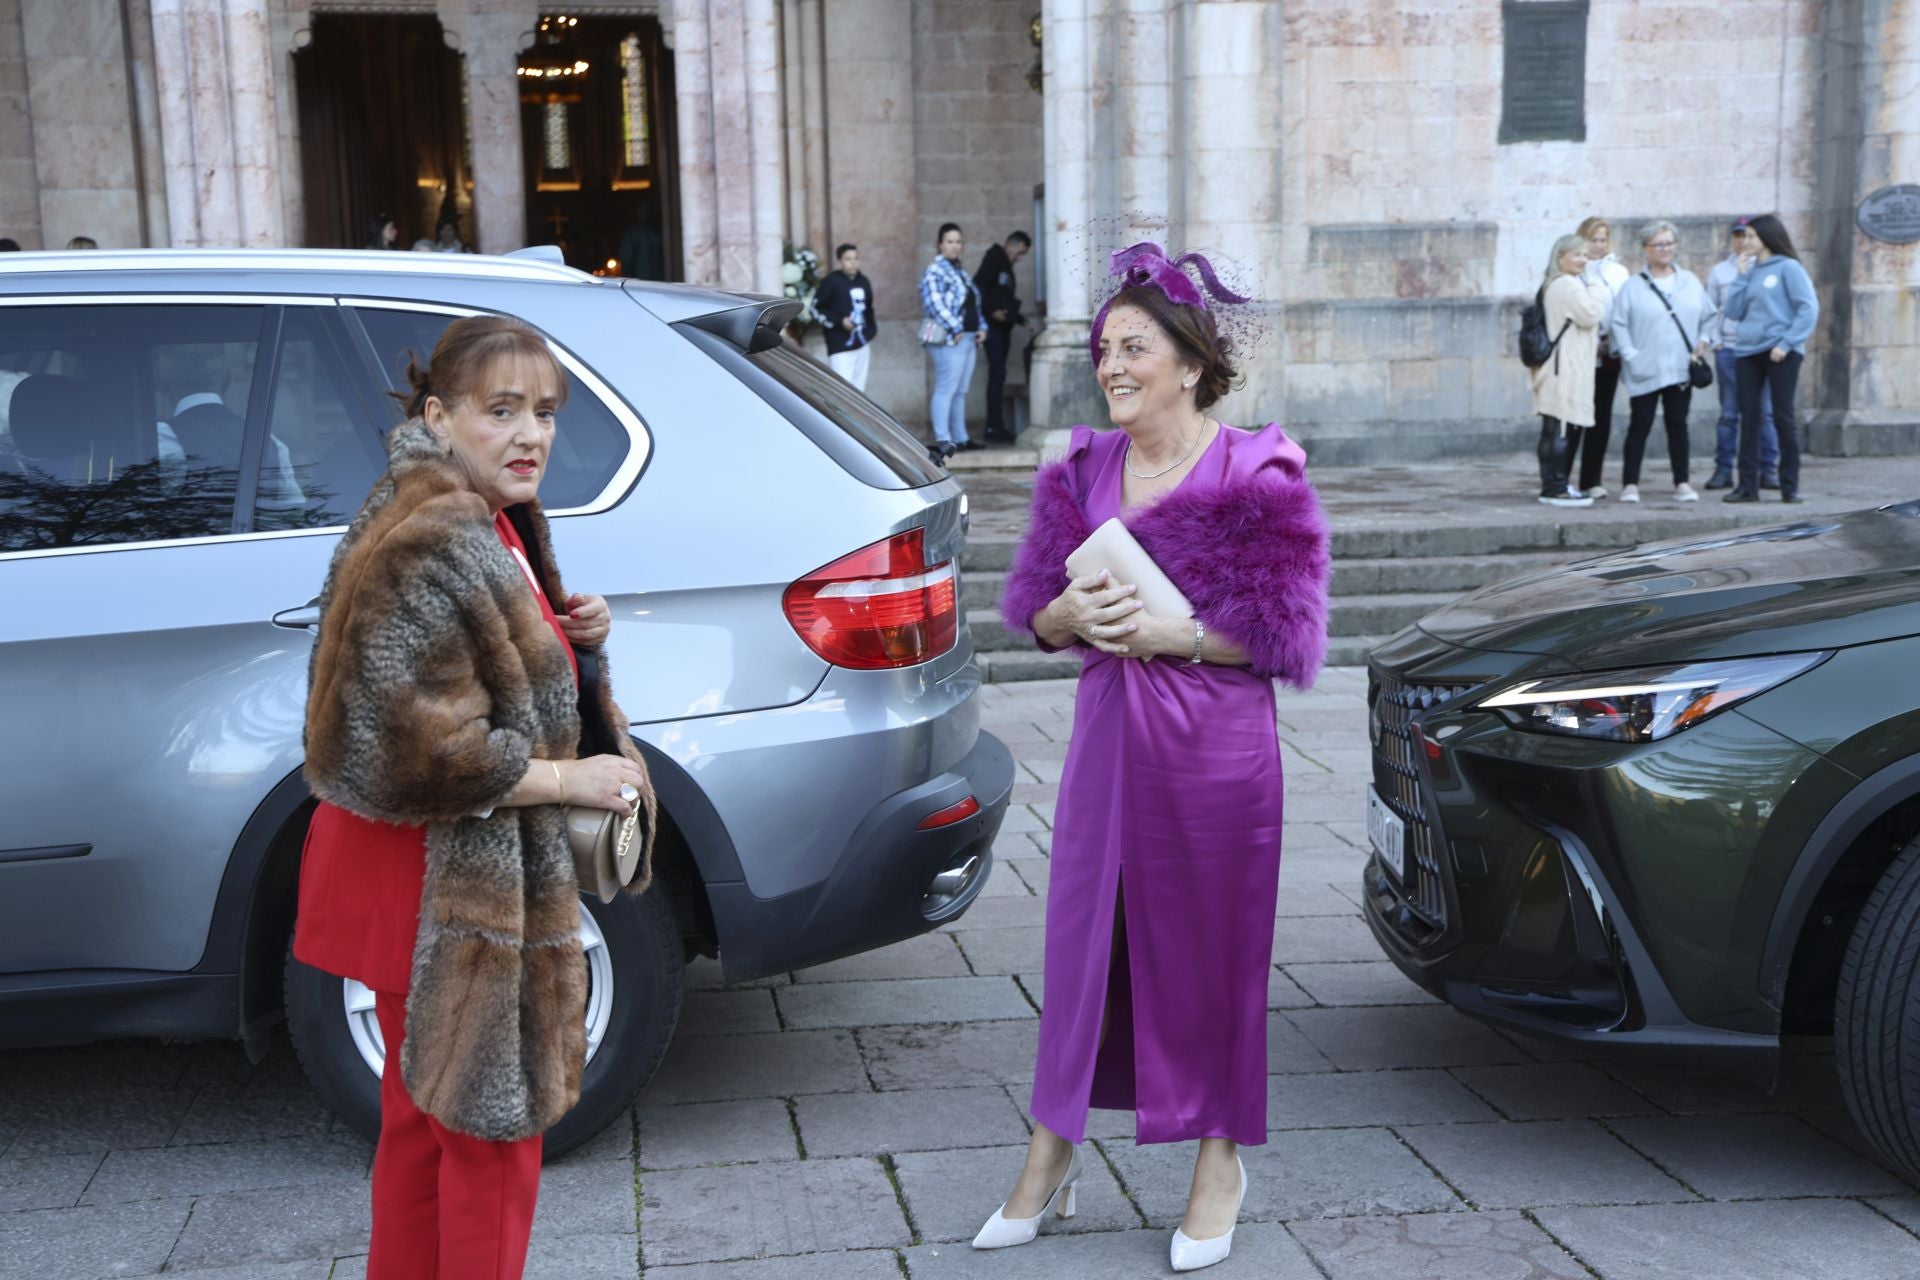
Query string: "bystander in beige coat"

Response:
xmin=1531 ymin=272 xmax=1609 ymax=428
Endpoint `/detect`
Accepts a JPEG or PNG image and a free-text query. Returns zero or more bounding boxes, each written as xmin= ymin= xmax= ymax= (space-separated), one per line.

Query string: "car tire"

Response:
xmin=285 ymin=886 xmax=684 ymax=1160
xmin=1836 ymin=835 xmax=1920 ymax=1183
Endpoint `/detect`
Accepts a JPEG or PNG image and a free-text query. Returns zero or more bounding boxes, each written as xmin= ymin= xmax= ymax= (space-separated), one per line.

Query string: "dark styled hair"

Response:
xmin=1745 ymin=213 xmax=1800 ymax=261
xmin=1095 ymin=284 xmax=1241 ymax=411
xmin=398 ymin=315 xmax=569 ymax=420
xmin=0 ymin=238 xmax=18 ymax=252
xmin=835 ymin=243 xmax=857 ymax=259
xmin=65 ymin=236 xmax=97 ymax=251
xmin=936 ymin=222 xmax=962 ymax=245
xmin=1006 ymin=230 xmax=1032 ymax=248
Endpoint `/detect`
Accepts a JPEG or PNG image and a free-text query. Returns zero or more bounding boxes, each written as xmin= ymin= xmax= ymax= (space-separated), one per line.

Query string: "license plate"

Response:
xmin=1367 ymin=785 xmax=1406 ymax=881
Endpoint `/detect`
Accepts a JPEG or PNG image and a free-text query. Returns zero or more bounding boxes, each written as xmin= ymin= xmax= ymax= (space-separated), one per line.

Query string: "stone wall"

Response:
xmin=0 ymin=0 xmax=39 ymax=247
xmin=18 ymin=0 xmax=149 ymax=248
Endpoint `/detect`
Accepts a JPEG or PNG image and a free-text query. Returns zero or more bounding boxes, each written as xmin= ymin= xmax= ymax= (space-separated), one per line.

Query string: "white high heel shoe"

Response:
xmin=971 ymin=1145 xmax=1083 ymax=1249
xmin=1169 ymin=1154 xmax=1247 ymax=1273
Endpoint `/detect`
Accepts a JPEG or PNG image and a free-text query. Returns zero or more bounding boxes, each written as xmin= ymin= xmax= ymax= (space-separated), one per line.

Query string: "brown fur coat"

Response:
xmin=304 ymin=418 xmax=653 ymax=1142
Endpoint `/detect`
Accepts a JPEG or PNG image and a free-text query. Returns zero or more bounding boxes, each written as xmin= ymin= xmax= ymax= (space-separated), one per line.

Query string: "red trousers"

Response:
xmin=368 ymin=994 xmax=543 ymax=1280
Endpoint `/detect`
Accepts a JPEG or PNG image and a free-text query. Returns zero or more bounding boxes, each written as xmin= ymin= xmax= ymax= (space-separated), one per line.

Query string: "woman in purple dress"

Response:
xmin=978 ymin=244 xmax=1330 ymax=1272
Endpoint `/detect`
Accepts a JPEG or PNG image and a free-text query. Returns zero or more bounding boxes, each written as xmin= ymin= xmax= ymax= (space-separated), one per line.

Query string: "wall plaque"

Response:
xmin=1500 ymin=0 xmax=1589 ymax=145
xmin=1858 ymin=185 xmax=1920 ymax=245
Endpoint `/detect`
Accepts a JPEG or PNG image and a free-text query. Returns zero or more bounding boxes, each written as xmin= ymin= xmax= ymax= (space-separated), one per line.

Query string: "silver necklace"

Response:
xmin=1125 ymin=419 xmax=1208 ymax=480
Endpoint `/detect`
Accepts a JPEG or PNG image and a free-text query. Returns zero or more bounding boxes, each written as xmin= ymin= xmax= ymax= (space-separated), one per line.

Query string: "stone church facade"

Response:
xmin=2 ymin=0 xmax=1914 ymax=460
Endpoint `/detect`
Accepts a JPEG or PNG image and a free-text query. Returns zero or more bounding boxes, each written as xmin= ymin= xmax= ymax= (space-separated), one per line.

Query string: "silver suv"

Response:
xmin=0 ymin=249 xmax=1012 ymax=1155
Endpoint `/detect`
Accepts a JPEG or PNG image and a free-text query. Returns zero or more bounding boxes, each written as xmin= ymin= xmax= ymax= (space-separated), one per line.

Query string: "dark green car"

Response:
xmin=1364 ymin=503 xmax=1920 ymax=1180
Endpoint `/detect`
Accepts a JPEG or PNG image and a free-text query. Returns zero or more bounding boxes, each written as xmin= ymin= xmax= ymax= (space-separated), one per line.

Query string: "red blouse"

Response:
xmin=292 ymin=512 xmax=578 ymax=995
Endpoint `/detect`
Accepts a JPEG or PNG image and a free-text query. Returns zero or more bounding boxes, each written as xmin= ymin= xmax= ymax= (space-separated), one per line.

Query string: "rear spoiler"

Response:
xmin=680 ymin=298 xmax=804 ymax=353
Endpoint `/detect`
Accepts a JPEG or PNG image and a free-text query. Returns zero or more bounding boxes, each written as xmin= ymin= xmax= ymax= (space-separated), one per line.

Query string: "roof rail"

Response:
xmin=0 ymin=248 xmax=597 ymax=285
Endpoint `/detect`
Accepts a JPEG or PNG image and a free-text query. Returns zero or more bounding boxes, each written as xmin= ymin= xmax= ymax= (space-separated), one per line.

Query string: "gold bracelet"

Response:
xmin=549 ymin=760 xmax=566 ymax=804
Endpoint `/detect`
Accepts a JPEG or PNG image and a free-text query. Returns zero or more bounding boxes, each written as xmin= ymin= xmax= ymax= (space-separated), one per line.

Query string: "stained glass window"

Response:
xmin=544 ymin=100 xmax=570 ymax=171
xmin=620 ymin=35 xmax=649 ymax=169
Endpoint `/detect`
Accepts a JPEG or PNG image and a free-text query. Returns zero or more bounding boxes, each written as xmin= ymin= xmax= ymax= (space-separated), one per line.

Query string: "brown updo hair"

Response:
xmin=398 ymin=314 xmax=569 ymax=419
xmin=1096 ymin=284 xmax=1241 ymax=410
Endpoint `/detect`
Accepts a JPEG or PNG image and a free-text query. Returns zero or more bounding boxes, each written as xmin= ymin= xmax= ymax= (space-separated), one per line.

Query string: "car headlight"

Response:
xmin=1476 ymin=653 xmax=1827 ymax=743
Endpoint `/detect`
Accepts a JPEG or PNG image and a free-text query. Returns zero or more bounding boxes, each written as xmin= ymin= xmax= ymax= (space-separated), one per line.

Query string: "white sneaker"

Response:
xmin=1539 ymin=494 xmax=1595 ymax=508
xmin=1620 ymin=484 xmax=1641 ymax=503
xmin=1675 ymin=483 xmax=1699 ymax=502
xmin=1585 ymin=485 xmax=1608 ymax=500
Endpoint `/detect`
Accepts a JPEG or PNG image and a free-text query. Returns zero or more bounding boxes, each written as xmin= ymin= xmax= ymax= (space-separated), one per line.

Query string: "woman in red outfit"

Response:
xmin=295 ymin=316 xmax=653 ymax=1280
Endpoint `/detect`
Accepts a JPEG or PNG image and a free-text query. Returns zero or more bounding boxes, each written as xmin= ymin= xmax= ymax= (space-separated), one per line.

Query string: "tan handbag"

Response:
xmin=566 ymin=805 xmax=642 ymax=904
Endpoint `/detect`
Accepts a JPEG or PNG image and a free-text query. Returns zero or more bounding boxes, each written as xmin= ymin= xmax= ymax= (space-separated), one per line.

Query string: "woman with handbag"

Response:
xmin=1606 ymin=220 xmax=1717 ymax=503
xmin=1530 ymin=234 xmax=1610 ymax=508
xmin=987 ymin=243 xmax=1330 ymax=1273
xmin=1574 ymin=215 xmax=1630 ymax=499
xmin=1721 ymin=213 xmax=1819 ymax=504
xmin=918 ymin=222 xmax=987 ymax=463
xmin=295 ymin=314 xmax=654 ymax=1280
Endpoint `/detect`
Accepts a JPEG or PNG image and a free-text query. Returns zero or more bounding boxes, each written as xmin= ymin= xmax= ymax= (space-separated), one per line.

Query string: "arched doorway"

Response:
xmin=519 ymin=14 xmax=680 ymax=278
xmin=293 ymin=15 xmax=474 ymax=252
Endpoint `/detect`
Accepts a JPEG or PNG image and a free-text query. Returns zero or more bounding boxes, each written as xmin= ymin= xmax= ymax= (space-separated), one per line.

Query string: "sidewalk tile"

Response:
xmin=640 ymin=1099 xmax=799 ymax=1170
xmin=170 ymin=1079 xmax=334 ymax=1147
xmin=1605 ymin=1114 xmax=1909 ymax=1199
xmin=1288 ymin=1006 xmax=1529 ymax=1071
xmin=892 ymin=1143 xmax=1141 ymax=1241
xmin=678 ymin=990 xmax=783 ymax=1037
xmin=857 ymin=1020 xmax=1039 ymax=1092
xmin=1601 ymin=1054 xmax=1845 ymax=1115
xmin=642 ymin=1250 xmax=902 ymax=1279
xmin=1450 ymin=1062 xmax=1662 ymax=1121
xmin=7 ymin=1086 xmax=197 ymax=1156
xmin=1268 ymin=1070 xmax=1498 ymax=1129
xmin=165 ymin=1182 xmax=371 ymax=1271
xmin=0 ymin=1198 xmax=190 ymax=1279
xmin=778 ymin=978 xmax=1034 ymax=1030
xmin=900 ymin=1223 xmax=1320 ymax=1277
xmin=1007 ymin=859 xmax=1050 ymax=895
xmin=954 ymin=928 xmax=1045 ymax=977
xmin=1534 ymin=1199 xmax=1920 ymax=1279
xmin=533 ymin=1158 xmax=640 ymax=1235
xmin=1284 ymin=961 xmax=1439 ymax=1006
xmin=794 ymin=1086 xmax=1029 ymax=1157
xmin=525 ymin=1230 xmax=641 ymax=1279
xmin=1268 ymin=968 xmax=1315 ymax=1010
xmin=639 ymin=1157 xmax=909 ymax=1266
xmin=82 ymin=1133 xmax=371 ymax=1204
xmin=1270 ymin=916 xmax=1383 ymax=964
xmin=1398 ymin=1119 xmax=1695 ymax=1209
xmin=1268 ymin=1012 xmax=1337 ymax=1075
xmin=0 ymin=1152 xmax=101 ymax=1211
xmin=1275 ymin=882 xmax=1361 ymax=917
xmin=644 ymin=1032 xmax=867 ymax=1104
xmin=1290 ymin=1210 xmax=1588 ymax=1279
xmin=794 ymin=934 xmax=972 ymax=984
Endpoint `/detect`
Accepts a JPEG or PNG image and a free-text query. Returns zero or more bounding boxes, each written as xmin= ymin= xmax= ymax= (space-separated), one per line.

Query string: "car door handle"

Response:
xmin=272 ymin=598 xmax=322 ymax=631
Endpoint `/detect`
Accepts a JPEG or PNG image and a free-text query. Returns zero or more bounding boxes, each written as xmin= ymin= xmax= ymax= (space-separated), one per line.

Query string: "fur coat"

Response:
xmin=304 ymin=418 xmax=654 ymax=1142
xmin=999 ymin=423 xmax=1330 ymax=686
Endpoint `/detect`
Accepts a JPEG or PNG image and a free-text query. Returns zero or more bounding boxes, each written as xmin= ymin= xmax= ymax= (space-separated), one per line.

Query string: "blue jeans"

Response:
xmin=1716 ymin=346 xmax=1776 ymax=472
xmin=926 ymin=337 xmax=977 ymax=446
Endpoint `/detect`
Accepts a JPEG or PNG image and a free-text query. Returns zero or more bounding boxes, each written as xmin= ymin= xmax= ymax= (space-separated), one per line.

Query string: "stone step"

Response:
xmin=976 ymin=635 xmax=1385 ymax=683
xmin=967 ymin=599 xmax=1437 ymax=653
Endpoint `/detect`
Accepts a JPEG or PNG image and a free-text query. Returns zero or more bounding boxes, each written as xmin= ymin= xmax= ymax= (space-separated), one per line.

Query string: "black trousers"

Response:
xmin=1538 ymin=416 xmax=1584 ymax=497
xmin=1622 ymin=384 xmax=1691 ymax=486
xmin=983 ymin=324 xmax=1015 ymax=440
xmin=1578 ymin=354 xmax=1621 ymax=491
xmin=1736 ymin=352 xmax=1803 ymax=496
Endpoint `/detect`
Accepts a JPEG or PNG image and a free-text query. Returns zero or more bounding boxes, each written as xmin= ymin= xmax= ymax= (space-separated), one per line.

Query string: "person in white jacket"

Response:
xmin=1529 ymin=234 xmax=1610 ymax=507
xmin=1574 ymin=216 xmax=1629 ymax=498
xmin=1606 ymin=221 xmax=1716 ymax=503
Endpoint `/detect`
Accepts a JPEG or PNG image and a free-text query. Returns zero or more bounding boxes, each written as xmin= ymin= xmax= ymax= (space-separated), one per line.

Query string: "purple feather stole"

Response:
xmin=998 ymin=430 xmax=1332 ymax=686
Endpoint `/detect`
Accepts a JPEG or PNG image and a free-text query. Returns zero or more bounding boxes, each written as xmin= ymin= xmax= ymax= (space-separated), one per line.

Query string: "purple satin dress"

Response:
xmin=1029 ymin=426 xmax=1285 ymax=1147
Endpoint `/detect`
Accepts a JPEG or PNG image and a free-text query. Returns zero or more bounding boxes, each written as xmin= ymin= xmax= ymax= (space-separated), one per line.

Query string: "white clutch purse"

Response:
xmin=1065 ymin=517 xmax=1194 ymax=618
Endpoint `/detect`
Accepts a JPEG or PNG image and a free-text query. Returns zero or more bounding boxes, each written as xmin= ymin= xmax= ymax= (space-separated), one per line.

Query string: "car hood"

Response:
xmin=1417 ymin=504 xmax=1920 ymax=668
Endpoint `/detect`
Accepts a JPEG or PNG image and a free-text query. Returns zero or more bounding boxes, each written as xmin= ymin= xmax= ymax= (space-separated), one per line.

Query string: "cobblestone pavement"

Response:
xmin=7 ymin=671 xmax=1920 ymax=1279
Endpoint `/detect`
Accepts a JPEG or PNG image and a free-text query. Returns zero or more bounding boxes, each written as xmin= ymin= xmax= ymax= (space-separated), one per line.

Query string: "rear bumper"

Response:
xmin=706 ymin=730 xmax=1014 ymax=980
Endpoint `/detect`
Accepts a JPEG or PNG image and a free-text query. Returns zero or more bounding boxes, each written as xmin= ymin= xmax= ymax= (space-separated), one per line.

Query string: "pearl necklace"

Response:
xmin=1125 ymin=419 xmax=1209 ymax=480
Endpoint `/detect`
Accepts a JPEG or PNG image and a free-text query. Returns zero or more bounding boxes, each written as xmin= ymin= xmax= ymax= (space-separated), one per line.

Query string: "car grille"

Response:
xmin=1369 ymin=675 xmax=1477 ymax=931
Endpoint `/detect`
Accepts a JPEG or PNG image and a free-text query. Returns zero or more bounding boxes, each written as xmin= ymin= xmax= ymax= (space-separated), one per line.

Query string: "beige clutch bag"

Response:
xmin=1065 ymin=517 xmax=1194 ymax=618
xmin=566 ymin=806 xmax=643 ymax=904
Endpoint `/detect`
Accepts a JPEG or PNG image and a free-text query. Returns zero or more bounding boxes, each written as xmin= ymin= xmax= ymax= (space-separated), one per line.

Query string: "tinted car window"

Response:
xmin=0 ymin=305 xmax=269 ymax=551
xmin=354 ymin=307 xmax=631 ymax=510
xmin=255 ymin=310 xmax=385 ymax=531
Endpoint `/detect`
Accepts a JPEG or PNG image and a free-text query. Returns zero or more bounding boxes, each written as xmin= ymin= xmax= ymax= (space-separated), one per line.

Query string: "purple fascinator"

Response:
xmin=1089 ymin=242 xmax=1253 ymax=366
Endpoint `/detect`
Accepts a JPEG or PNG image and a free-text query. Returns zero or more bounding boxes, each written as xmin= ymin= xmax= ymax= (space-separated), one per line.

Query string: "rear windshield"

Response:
xmin=682 ymin=330 xmax=946 ymax=489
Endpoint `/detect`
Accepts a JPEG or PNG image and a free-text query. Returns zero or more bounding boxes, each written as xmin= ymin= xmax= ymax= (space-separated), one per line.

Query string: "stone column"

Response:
xmin=440 ymin=0 xmax=534 ymax=256
xmin=1809 ymin=0 xmax=1920 ymax=454
xmin=796 ymin=0 xmax=827 ymax=252
xmin=744 ymin=0 xmax=784 ymax=292
xmin=673 ymin=0 xmax=719 ymax=283
xmin=676 ymin=0 xmax=786 ymax=292
xmin=222 ymin=0 xmax=283 ymax=245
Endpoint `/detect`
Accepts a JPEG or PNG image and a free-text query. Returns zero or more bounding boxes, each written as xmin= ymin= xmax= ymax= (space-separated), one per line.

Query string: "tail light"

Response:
xmin=783 ymin=528 xmax=959 ymax=669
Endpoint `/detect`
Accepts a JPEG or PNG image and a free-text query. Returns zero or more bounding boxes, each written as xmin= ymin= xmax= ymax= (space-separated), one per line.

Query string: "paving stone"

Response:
xmin=644 ymin=1032 xmax=867 ymax=1104
xmin=164 ymin=1182 xmax=371 ymax=1270
xmin=645 ymin=1250 xmax=903 ymax=1280
xmin=998 ymin=806 xmax=1047 ymax=835
xmin=639 ymin=1099 xmax=799 ymax=1170
xmin=794 ymin=1086 xmax=1030 ymax=1157
xmin=1268 ymin=1069 xmax=1499 ymax=1129
xmin=1082 ymin=1107 xmax=1138 ymax=1141
xmin=1288 ymin=1006 xmax=1529 ymax=1071
xmin=0 ymin=1042 xmax=193 ymax=1097
xmin=679 ymin=990 xmax=783 ymax=1037
xmin=1020 ymin=759 xmax=1064 ymax=784
xmin=82 ymin=1133 xmax=371 ymax=1204
xmin=1601 ymin=1053 xmax=1846 ymax=1115
xmin=7 ymin=1086 xmax=197 ymax=1155
xmin=794 ymin=934 xmax=973 ymax=984
xmin=1007 ymin=859 xmax=1050 ymax=895
xmin=1268 ymin=967 xmax=1315 ymax=1009
xmin=686 ymin=957 xmax=787 ymax=992
xmin=1104 ymin=1128 xmax=1461 ymax=1225
xmin=900 ymin=1222 xmax=1320 ymax=1277
xmin=939 ymin=896 xmax=1048 ymax=932
xmin=1866 ymin=1196 xmax=1920 ymax=1234
xmin=170 ymin=1079 xmax=335 ymax=1146
xmin=1284 ymin=961 xmax=1438 ymax=1006
xmin=531 ymin=1157 xmax=640 ymax=1234
xmin=1010 ymin=783 xmax=1058 ymax=806
xmin=0 ymin=1151 xmax=101 ymax=1211
xmin=160 ymin=1263 xmax=336 ymax=1279
xmin=524 ymin=1229 xmax=640 ymax=1279
xmin=1398 ymin=1119 xmax=1695 ymax=1209
xmin=1268 ymin=1013 xmax=1337 ymax=1075
xmin=778 ymin=978 xmax=1034 ymax=1030
xmin=974 ymin=864 xmax=1032 ymax=898
xmin=1450 ymin=1062 xmax=1662 ymax=1121
xmin=556 ymin=1109 xmax=636 ymax=1165
xmin=953 ymin=928 xmax=1045 ymax=977
xmin=1290 ymin=1209 xmax=1589 ymax=1279
xmin=1278 ymin=822 xmax=1365 ymax=855
xmin=892 ymin=1143 xmax=1141 ymax=1241
xmin=1534 ymin=1198 xmax=1920 ymax=1279
xmin=857 ymin=1020 xmax=1039 ymax=1092
xmin=1274 ymin=882 xmax=1359 ymax=917
xmin=639 ymin=1157 xmax=910 ymax=1266
xmin=332 ymin=1257 xmax=369 ymax=1280
xmin=1605 ymin=1113 xmax=1910 ymax=1199
xmin=0 ymin=1197 xmax=190 ymax=1280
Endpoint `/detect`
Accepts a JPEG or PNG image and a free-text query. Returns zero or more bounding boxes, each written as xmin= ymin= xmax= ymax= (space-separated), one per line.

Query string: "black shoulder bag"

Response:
xmin=1639 ymin=271 xmax=1714 ymax=390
